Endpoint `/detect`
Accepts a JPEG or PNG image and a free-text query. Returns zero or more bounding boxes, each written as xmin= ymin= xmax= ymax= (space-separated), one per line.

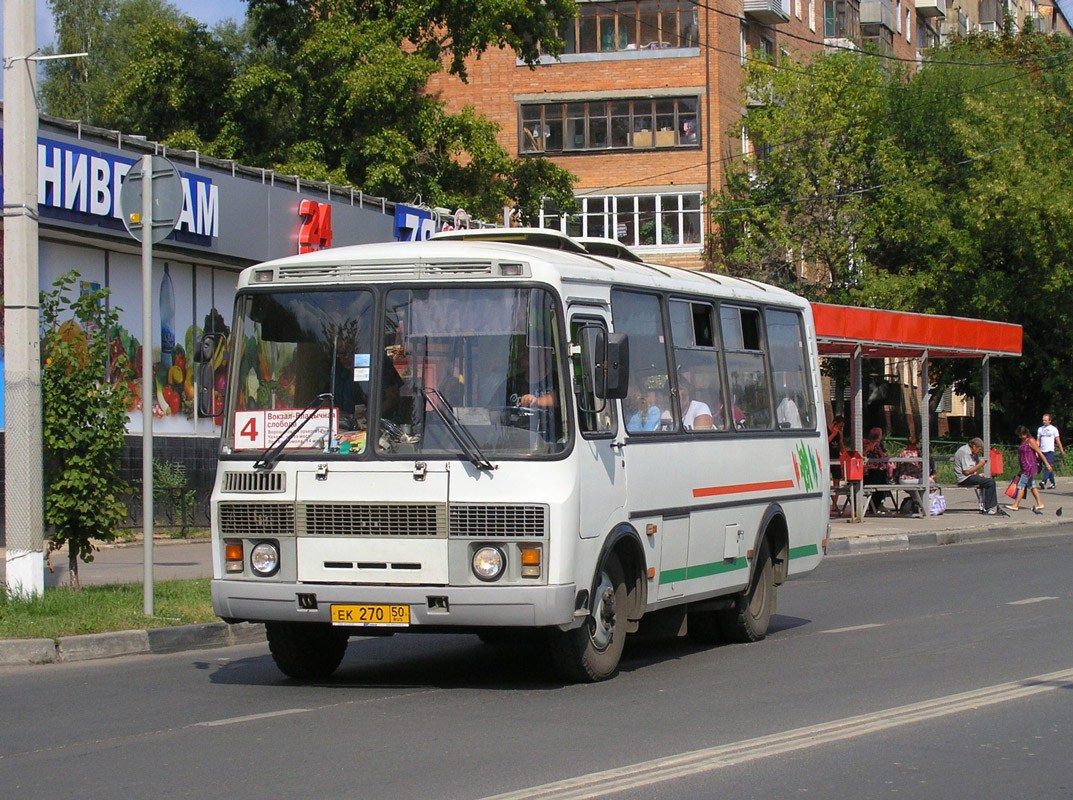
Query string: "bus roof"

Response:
xmin=238 ymin=240 xmax=806 ymax=307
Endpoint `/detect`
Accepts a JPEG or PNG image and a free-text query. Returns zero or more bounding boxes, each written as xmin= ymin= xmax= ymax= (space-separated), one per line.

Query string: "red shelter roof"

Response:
xmin=811 ymin=304 xmax=1022 ymax=359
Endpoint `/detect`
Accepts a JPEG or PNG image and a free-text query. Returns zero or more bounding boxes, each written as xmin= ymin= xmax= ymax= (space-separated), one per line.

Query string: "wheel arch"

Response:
xmin=594 ymin=522 xmax=648 ymax=627
xmin=755 ymin=503 xmax=790 ymax=585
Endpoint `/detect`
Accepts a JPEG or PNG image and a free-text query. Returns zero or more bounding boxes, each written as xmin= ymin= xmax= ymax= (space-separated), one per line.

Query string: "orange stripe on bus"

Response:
xmin=693 ymin=480 xmax=796 ymax=498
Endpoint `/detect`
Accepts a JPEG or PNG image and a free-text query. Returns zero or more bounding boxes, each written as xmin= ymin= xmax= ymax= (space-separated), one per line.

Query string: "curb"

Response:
xmin=828 ymin=521 xmax=1069 ymax=555
xmin=0 ymin=622 xmax=265 ymax=667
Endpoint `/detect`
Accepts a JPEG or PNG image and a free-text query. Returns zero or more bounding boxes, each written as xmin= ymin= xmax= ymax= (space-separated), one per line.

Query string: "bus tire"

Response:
xmin=547 ymin=554 xmax=627 ymax=682
xmin=265 ymin=621 xmax=349 ymax=680
xmin=718 ymin=540 xmax=776 ymax=644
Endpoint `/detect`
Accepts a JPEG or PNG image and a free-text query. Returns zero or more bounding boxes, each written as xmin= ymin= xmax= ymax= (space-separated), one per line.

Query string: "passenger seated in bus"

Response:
xmin=776 ymin=393 xmax=802 ymax=429
xmin=662 ymin=379 xmax=712 ymax=430
xmin=625 ymin=380 xmax=662 ymax=433
xmin=715 ymin=398 xmax=747 ymax=429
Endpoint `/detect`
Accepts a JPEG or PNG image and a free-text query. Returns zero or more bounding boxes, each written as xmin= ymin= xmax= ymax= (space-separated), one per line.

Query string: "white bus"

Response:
xmin=206 ymin=233 xmax=829 ymax=682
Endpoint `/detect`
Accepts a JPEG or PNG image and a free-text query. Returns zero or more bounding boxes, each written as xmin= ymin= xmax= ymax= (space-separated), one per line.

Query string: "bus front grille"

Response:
xmin=219 ymin=502 xmax=296 ymax=536
xmin=222 ymin=471 xmax=286 ymax=493
xmin=300 ymin=503 xmax=446 ymax=537
xmin=449 ymin=504 xmax=548 ymax=538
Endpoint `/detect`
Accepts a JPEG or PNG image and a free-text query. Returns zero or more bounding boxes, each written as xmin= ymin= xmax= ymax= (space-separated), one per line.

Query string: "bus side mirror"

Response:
xmin=195 ymin=333 xmax=226 ymax=418
xmin=595 ymin=332 xmax=629 ymax=400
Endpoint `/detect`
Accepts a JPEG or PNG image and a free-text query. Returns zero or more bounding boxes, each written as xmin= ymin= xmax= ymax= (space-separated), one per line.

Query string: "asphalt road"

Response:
xmin=1 ymin=536 xmax=1069 ymax=800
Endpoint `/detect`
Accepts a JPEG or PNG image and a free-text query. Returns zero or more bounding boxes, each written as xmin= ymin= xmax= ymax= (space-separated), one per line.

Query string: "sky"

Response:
xmin=0 ymin=1 xmax=249 ymax=99
xmin=2 ymin=0 xmax=250 ymax=61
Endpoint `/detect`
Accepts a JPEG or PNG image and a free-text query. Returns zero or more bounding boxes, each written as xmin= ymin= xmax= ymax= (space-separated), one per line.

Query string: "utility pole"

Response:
xmin=2 ymin=0 xmax=44 ymax=596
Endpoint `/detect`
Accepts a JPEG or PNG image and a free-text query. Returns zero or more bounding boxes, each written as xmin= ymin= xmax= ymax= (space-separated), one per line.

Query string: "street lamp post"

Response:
xmin=2 ymin=0 xmax=45 ymax=596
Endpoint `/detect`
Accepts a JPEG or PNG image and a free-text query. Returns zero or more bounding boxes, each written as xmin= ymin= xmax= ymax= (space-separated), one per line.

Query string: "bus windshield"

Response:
xmin=224 ymin=285 xmax=569 ymax=459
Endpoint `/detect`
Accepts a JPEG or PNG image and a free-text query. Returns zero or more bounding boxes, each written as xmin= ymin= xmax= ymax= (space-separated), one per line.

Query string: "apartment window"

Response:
xmin=561 ymin=0 xmax=699 ymax=54
xmin=809 ymin=0 xmax=816 ymax=31
xmin=520 ymin=97 xmax=700 ymax=153
xmin=758 ymin=35 xmax=775 ymax=62
xmin=825 ymin=0 xmax=861 ymax=39
xmin=540 ymin=192 xmax=703 ymax=248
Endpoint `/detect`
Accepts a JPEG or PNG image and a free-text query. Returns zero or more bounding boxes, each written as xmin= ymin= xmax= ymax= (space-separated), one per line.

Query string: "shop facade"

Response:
xmin=0 ymin=112 xmax=439 ymax=538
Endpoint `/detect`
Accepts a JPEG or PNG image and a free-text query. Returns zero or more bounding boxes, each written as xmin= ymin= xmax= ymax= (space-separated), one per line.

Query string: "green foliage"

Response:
xmin=713 ymin=30 xmax=1073 ymax=436
xmin=40 ymin=272 xmax=135 ymax=577
xmin=152 ymin=460 xmax=196 ymax=535
xmin=246 ymin=0 xmax=575 ymax=80
xmin=41 ymin=0 xmax=578 ymax=219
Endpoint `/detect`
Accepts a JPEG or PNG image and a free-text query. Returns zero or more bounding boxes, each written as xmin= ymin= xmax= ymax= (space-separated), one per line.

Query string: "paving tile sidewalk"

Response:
xmin=827 ymin=475 xmax=1071 ymax=553
xmin=2 ymin=478 xmax=1069 ymax=666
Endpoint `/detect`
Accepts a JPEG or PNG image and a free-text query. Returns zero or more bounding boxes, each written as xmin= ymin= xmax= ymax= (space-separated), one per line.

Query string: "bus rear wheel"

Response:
xmin=718 ymin=540 xmax=776 ymax=643
xmin=265 ymin=621 xmax=349 ymax=680
xmin=548 ymin=554 xmax=627 ymax=682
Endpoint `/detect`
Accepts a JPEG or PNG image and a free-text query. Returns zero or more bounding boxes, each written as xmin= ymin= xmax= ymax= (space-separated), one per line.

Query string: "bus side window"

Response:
xmin=721 ymin=305 xmax=773 ymax=430
xmin=766 ymin=308 xmax=815 ymax=430
xmin=670 ymin=299 xmax=723 ymax=431
xmin=611 ymin=290 xmax=673 ymax=434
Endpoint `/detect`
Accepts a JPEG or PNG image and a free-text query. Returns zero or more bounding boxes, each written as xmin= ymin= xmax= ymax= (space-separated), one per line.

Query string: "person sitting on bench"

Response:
xmin=953 ymin=437 xmax=1002 ymax=515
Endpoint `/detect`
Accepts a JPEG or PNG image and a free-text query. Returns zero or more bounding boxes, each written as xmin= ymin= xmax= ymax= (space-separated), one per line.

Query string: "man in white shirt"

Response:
xmin=1036 ymin=414 xmax=1065 ymax=490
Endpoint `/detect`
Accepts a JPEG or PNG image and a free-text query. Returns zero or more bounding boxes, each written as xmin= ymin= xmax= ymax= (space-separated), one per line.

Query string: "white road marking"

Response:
xmin=197 ymin=708 xmax=311 ymax=727
xmin=820 ymin=623 xmax=885 ymax=634
xmin=1007 ymin=596 xmax=1060 ymax=605
xmin=477 ymin=668 xmax=1073 ymax=800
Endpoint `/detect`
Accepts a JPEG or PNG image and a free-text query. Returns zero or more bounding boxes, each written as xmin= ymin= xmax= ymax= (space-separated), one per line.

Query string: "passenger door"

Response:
xmin=570 ymin=313 xmax=626 ymax=539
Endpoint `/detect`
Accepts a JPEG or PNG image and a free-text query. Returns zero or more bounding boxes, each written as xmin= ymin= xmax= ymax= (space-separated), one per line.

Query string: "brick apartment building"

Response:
xmin=428 ymin=0 xmax=1071 ymax=270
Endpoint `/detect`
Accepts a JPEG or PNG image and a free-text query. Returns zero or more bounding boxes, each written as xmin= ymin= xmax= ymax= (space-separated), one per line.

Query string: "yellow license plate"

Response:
xmin=329 ymin=604 xmax=410 ymax=627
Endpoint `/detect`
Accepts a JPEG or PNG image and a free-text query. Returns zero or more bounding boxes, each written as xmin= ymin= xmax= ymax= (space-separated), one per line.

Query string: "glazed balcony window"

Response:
xmin=520 ymin=97 xmax=700 ymax=154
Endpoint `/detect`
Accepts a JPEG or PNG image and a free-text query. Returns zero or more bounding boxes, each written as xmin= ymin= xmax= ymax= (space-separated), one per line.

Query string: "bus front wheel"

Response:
xmin=265 ymin=621 xmax=349 ymax=680
xmin=548 ymin=554 xmax=627 ymax=682
xmin=718 ymin=540 xmax=776 ymax=643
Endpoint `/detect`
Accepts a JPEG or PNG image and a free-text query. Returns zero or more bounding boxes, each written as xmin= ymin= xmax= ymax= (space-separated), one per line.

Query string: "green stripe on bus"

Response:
xmin=659 ymin=544 xmax=819 ymax=586
xmin=789 ymin=544 xmax=820 ymax=559
xmin=660 ymin=557 xmax=748 ymax=585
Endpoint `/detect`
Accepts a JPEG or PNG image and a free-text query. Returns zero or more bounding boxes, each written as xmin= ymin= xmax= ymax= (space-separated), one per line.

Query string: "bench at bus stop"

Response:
xmin=832 ymin=451 xmax=929 ymax=519
xmin=832 ymin=449 xmax=1005 ymax=520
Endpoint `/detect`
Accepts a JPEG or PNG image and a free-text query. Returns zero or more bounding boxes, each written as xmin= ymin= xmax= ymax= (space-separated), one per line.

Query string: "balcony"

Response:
xmin=915 ymin=0 xmax=946 ymax=18
xmin=860 ymin=0 xmax=895 ymax=30
xmin=744 ymin=0 xmax=791 ymax=24
xmin=941 ymin=8 xmax=968 ymax=38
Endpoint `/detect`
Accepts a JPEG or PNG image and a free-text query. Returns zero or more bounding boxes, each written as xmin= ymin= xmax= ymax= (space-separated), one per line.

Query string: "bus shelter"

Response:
xmin=811 ymin=304 xmax=1023 ymax=522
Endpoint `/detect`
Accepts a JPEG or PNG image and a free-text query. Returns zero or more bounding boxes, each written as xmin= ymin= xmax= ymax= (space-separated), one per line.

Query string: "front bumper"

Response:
xmin=212 ymin=579 xmax=578 ymax=628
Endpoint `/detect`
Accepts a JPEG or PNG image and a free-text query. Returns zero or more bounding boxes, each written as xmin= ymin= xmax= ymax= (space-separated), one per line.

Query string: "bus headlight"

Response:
xmin=250 ymin=541 xmax=280 ymax=577
xmin=472 ymin=546 xmax=505 ymax=582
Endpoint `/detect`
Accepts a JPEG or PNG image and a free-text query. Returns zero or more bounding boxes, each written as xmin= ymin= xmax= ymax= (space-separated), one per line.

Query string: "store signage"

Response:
xmin=394 ymin=204 xmax=435 ymax=241
xmin=298 ymin=199 xmax=333 ymax=253
xmin=33 ymin=136 xmax=219 ymax=241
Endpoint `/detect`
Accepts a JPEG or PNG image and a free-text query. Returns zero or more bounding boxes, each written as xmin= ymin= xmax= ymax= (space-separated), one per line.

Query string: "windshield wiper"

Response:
xmin=254 ymin=392 xmax=334 ymax=471
xmin=422 ymin=388 xmax=495 ymax=472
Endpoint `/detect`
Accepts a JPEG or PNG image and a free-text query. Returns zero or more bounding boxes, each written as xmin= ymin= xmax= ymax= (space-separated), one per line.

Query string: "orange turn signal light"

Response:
xmin=225 ymin=540 xmax=243 ymax=572
xmin=519 ymin=546 xmax=541 ymax=566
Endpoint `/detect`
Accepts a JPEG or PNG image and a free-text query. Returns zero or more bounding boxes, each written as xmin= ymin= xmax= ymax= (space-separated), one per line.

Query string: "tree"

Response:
xmin=245 ymin=0 xmax=575 ymax=79
xmin=41 ymin=0 xmax=578 ymax=226
xmin=41 ymin=273 xmax=134 ymax=586
xmin=42 ymin=0 xmax=191 ymax=123
xmin=712 ymin=29 xmax=1073 ymax=433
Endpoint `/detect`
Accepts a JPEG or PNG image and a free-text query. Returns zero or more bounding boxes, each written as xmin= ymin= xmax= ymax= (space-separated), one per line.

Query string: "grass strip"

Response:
xmin=0 ymin=579 xmax=217 ymax=640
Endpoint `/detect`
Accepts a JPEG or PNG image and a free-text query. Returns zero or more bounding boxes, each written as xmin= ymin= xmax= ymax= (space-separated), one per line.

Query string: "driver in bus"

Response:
xmin=505 ymin=344 xmax=558 ymax=411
